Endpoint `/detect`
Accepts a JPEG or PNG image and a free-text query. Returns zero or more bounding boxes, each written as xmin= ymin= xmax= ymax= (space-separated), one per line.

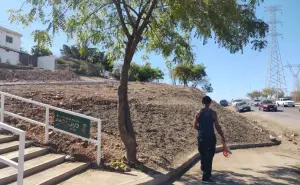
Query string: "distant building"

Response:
xmin=0 ymin=26 xmax=23 ymax=65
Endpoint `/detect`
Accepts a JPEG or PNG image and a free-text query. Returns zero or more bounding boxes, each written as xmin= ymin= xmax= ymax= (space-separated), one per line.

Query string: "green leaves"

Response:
xmin=31 ymin=45 xmax=53 ymax=57
xmin=262 ymin=88 xmax=277 ymax=99
xmin=129 ymin=62 xmax=164 ymax=82
xmin=9 ymin=0 xmax=268 ymax=61
xmin=173 ymin=63 xmax=207 ymax=87
xmin=111 ymin=62 xmax=164 ymax=82
xmin=32 ymin=30 xmax=52 ymax=48
xmin=247 ymin=91 xmax=262 ymax=99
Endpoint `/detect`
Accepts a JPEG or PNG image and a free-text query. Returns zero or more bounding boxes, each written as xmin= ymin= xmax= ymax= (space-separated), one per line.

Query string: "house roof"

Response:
xmin=0 ymin=26 xmax=22 ymax=37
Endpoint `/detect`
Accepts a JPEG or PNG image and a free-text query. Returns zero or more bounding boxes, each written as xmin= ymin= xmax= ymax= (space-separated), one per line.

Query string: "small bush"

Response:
xmin=76 ymin=65 xmax=88 ymax=75
xmin=110 ymin=70 xmax=121 ymax=80
xmin=56 ymin=59 xmax=66 ymax=65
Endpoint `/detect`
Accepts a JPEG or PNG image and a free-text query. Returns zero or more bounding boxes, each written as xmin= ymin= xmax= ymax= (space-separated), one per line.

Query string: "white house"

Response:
xmin=0 ymin=26 xmax=22 ymax=65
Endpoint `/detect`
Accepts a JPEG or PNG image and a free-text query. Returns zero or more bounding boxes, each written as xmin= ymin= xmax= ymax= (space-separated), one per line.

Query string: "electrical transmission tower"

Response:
xmin=265 ymin=6 xmax=287 ymax=97
xmin=285 ymin=61 xmax=300 ymax=92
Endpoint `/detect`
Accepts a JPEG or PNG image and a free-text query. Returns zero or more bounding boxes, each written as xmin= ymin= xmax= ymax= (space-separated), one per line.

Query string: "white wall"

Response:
xmin=0 ymin=48 xmax=19 ymax=65
xmin=0 ymin=28 xmax=22 ymax=65
xmin=38 ymin=56 xmax=56 ymax=70
xmin=0 ymin=30 xmax=21 ymax=51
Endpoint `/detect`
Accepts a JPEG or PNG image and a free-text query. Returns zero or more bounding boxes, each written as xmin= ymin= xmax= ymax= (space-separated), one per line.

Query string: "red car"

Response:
xmin=259 ymin=100 xmax=277 ymax=112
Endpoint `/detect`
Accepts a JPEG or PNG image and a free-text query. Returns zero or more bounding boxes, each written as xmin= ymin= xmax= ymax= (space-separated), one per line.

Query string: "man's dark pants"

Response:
xmin=198 ymin=136 xmax=216 ymax=181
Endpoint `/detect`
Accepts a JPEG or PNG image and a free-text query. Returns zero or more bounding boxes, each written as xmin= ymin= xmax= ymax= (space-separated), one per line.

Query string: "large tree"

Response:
xmin=173 ymin=63 xmax=193 ymax=86
xmin=291 ymin=91 xmax=300 ymax=102
xmin=262 ymin=88 xmax=276 ymax=99
xmin=247 ymin=90 xmax=261 ymax=100
xmin=173 ymin=63 xmax=208 ymax=87
xmin=252 ymin=90 xmax=262 ymax=99
xmin=31 ymin=45 xmax=53 ymax=57
xmin=9 ymin=0 xmax=268 ymax=163
xmin=247 ymin=92 xmax=255 ymax=100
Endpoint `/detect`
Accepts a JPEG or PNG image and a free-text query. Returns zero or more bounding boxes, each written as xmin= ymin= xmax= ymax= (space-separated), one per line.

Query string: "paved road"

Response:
xmin=246 ymin=106 xmax=300 ymax=129
xmin=170 ymin=147 xmax=300 ymax=185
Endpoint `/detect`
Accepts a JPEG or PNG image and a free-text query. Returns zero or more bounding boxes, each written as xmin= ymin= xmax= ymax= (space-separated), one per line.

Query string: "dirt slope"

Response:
xmin=0 ymin=83 xmax=272 ymax=170
xmin=0 ymin=69 xmax=80 ymax=82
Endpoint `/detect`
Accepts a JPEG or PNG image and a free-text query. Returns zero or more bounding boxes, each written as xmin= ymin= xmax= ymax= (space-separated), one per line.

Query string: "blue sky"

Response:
xmin=0 ymin=0 xmax=299 ymax=102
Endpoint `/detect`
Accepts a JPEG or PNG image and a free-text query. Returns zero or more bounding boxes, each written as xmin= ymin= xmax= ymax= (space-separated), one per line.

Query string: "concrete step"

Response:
xmin=0 ymin=141 xmax=33 ymax=154
xmin=0 ymin=154 xmax=65 ymax=185
xmin=0 ymin=147 xmax=49 ymax=168
xmin=9 ymin=162 xmax=89 ymax=185
xmin=0 ymin=135 xmax=18 ymax=144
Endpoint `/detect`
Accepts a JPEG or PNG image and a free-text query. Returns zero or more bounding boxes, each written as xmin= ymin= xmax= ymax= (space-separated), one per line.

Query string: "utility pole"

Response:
xmin=265 ymin=6 xmax=287 ymax=99
xmin=285 ymin=61 xmax=300 ymax=92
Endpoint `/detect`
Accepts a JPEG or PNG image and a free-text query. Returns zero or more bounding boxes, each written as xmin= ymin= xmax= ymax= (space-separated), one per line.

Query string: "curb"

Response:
xmin=128 ymin=141 xmax=281 ymax=185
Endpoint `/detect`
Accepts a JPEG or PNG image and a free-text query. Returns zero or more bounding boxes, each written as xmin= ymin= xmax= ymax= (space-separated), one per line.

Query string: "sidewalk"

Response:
xmin=59 ymin=169 xmax=151 ymax=185
xmin=171 ymin=146 xmax=300 ymax=185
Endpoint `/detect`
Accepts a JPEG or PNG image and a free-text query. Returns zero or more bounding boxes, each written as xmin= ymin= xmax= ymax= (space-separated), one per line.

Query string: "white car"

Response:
xmin=232 ymin=99 xmax=244 ymax=107
xmin=276 ymin=97 xmax=295 ymax=107
xmin=252 ymin=100 xmax=261 ymax=106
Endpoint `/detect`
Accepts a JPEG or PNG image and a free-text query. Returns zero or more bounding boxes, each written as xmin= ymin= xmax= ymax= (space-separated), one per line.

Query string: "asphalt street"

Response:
xmin=245 ymin=105 xmax=300 ymax=129
xmin=169 ymin=105 xmax=300 ymax=185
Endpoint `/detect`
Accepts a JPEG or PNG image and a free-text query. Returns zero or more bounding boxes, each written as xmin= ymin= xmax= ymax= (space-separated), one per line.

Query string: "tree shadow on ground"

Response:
xmin=166 ymin=165 xmax=300 ymax=185
xmin=88 ymin=162 xmax=165 ymax=177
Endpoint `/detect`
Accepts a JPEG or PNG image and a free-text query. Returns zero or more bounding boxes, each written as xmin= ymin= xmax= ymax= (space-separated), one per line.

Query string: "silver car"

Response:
xmin=235 ymin=102 xmax=251 ymax=112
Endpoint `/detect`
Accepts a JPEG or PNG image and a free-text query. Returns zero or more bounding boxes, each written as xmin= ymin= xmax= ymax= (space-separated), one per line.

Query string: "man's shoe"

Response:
xmin=202 ymin=179 xmax=215 ymax=184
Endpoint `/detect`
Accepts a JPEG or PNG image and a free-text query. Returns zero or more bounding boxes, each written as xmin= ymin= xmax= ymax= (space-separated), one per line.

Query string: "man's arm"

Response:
xmin=193 ymin=111 xmax=200 ymax=130
xmin=212 ymin=111 xmax=226 ymax=143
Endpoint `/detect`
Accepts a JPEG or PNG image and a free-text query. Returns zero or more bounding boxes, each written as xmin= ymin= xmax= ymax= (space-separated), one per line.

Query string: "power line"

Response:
xmin=265 ymin=5 xmax=287 ymax=98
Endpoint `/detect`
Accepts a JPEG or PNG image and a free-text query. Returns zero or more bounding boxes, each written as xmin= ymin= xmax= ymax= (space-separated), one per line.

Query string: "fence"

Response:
xmin=0 ymin=122 xmax=25 ymax=185
xmin=0 ymin=91 xmax=102 ymax=165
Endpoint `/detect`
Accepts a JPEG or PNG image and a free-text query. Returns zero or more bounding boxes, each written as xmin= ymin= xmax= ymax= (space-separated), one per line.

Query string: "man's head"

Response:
xmin=202 ymin=96 xmax=212 ymax=107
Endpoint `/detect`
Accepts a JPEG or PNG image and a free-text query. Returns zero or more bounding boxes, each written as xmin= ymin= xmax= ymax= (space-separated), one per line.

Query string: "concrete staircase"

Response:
xmin=0 ymin=134 xmax=89 ymax=185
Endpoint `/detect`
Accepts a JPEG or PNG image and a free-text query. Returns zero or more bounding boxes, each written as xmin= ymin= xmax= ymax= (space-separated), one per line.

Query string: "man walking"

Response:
xmin=193 ymin=96 xmax=226 ymax=184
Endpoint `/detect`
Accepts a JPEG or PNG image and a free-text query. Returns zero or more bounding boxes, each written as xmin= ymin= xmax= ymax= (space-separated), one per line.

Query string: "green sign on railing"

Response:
xmin=54 ymin=110 xmax=90 ymax=138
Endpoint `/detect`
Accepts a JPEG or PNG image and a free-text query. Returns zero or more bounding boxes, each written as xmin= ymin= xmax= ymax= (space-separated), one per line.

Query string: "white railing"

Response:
xmin=0 ymin=122 xmax=25 ymax=185
xmin=0 ymin=91 xmax=102 ymax=165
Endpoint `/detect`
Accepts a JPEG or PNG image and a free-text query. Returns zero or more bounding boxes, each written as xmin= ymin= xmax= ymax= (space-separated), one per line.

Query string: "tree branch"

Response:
xmin=20 ymin=0 xmax=30 ymax=10
xmin=120 ymin=1 xmax=139 ymax=16
xmin=58 ymin=0 xmax=78 ymax=19
xmin=82 ymin=2 xmax=113 ymax=24
xmin=138 ymin=0 xmax=157 ymax=35
xmin=113 ymin=0 xmax=131 ymax=39
xmin=138 ymin=0 xmax=144 ymax=13
xmin=121 ymin=0 xmax=135 ymax=27
xmin=135 ymin=0 xmax=151 ymax=30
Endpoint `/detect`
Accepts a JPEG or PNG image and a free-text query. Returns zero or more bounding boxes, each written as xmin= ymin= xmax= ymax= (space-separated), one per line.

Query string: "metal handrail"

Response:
xmin=0 ymin=122 xmax=25 ymax=185
xmin=0 ymin=91 xmax=102 ymax=165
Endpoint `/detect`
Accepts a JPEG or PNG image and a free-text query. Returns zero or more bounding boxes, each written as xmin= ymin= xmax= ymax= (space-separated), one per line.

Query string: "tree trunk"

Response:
xmin=118 ymin=39 xmax=139 ymax=163
xmin=183 ymin=79 xmax=188 ymax=86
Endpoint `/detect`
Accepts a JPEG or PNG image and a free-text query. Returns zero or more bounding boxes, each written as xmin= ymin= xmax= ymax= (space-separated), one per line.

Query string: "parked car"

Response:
xmin=259 ymin=100 xmax=277 ymax=112
xmin=232 ymin=99 xmax=244 ymax=107
xmin=252 ymin=100 xmax=261 ymax=106
xmin=219 ymin=100 xmax=229 ymax=106
xmin=235 ymin=102 xmax=251 ymax=112
xmin=276 ymin=97 xmax=295 ymax=107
